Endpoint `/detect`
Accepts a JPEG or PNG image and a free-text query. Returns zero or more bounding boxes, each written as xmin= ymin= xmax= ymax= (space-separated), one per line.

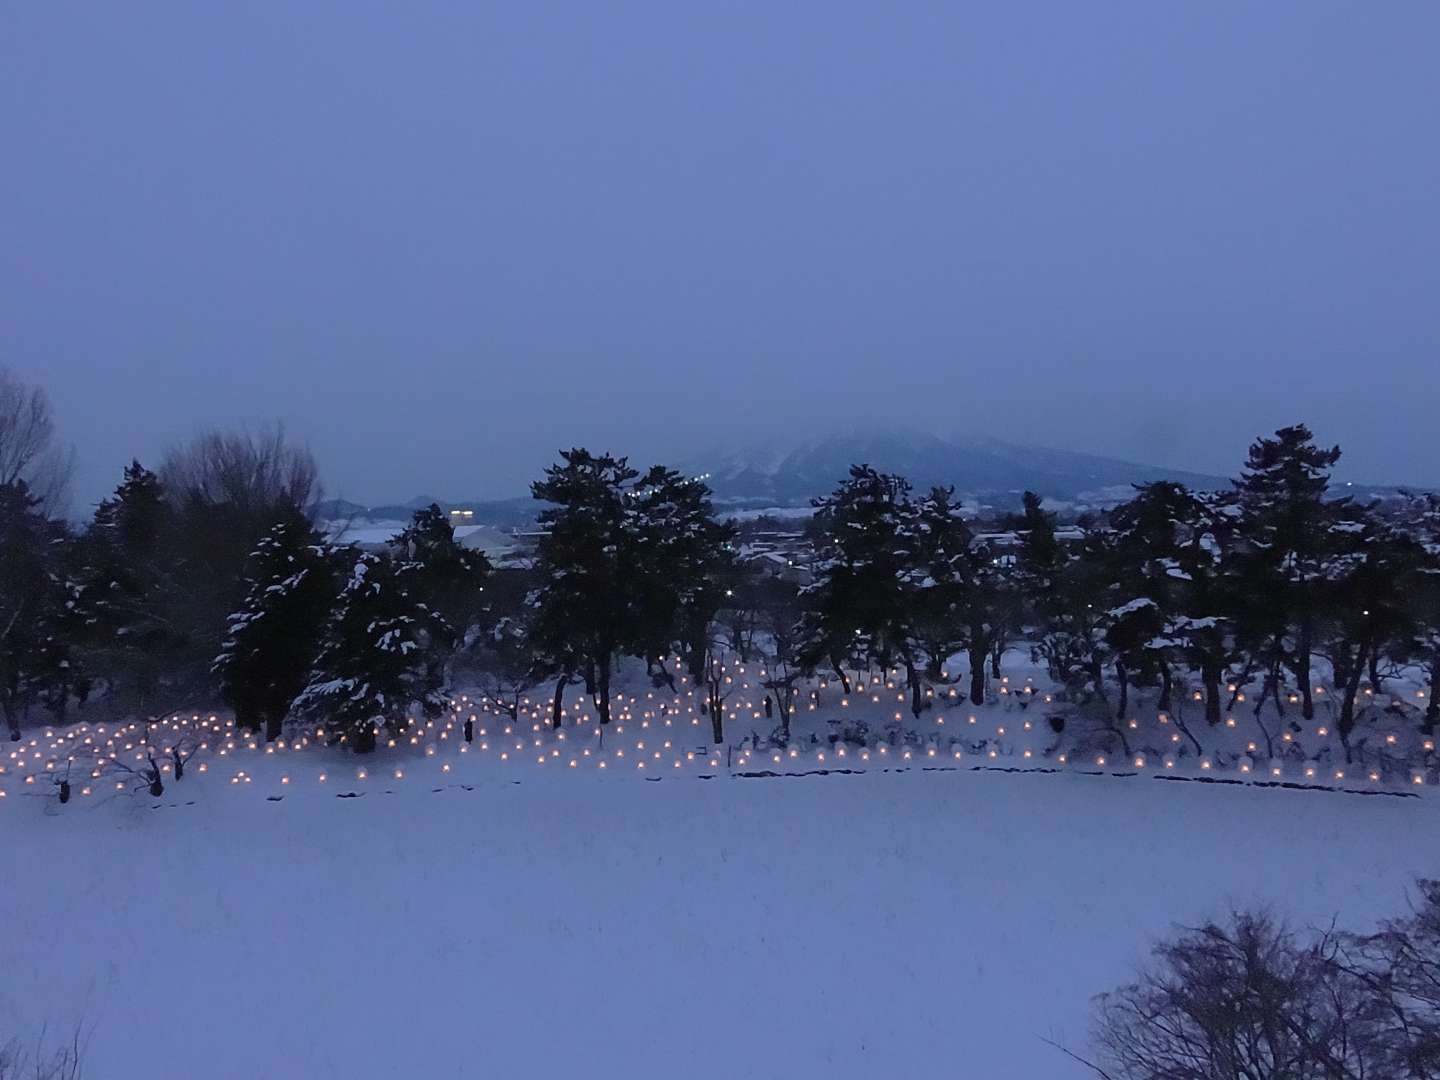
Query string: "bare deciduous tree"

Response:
xmin=1078 ymin=910 xmax=1391 ymax=1080
xmin=0 ymin=1023 xmax=86 ymax=1080
xmin=1336 ymin=879 xmax=1440 ymax=1078
xmin=160 ymin=423 xmax=320 ymax=516
xmin=0 ymin=367 xmax=75 ymax=511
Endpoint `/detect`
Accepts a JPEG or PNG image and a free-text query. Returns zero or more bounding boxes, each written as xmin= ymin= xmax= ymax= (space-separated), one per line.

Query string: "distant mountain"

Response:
xmin=680 ymin=431 xmax=1230 ymax=505
xmin=313 ymin=498 xmax=371 ymax=520
xmin=320 ymin=431 xmax=1425 ymax=528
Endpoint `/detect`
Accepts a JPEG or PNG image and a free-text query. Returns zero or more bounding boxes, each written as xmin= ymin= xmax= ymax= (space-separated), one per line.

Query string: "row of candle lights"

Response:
xmin=2 ymin=662 xmax=1434 ymax=803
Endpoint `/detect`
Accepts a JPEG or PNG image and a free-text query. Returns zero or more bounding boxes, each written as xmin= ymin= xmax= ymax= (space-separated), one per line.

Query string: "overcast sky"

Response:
xmin=3 ymin=2 xmax=1437 ymax=509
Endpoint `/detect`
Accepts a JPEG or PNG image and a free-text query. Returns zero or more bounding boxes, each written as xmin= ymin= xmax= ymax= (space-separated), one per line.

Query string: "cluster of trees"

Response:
xmin=0 ymin=367 xmax=482 ymax=748
xmin=795 ymin=425 xmax=1440 ymax=758
xmin=0 ymin=371 xmax=743 ymax=750
xmin=521 ymin=449 xmax=735 ymax=728
xmin=3 ymin=362 xmax=1436 ymax=758
xmin=1 ymin=444 xmax=490 ymax=751
xmin=1073 ymin=881 xmax=1440 ymax=1079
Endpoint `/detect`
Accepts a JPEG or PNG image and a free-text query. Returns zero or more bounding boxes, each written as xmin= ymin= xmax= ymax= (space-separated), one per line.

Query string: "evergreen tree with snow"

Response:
xmin=1036 ymin=527 xmax=1115 ymax=705
xmin=213 ymin=513 xmax=339 ymax=741
xmin=910 ymin=486 xmax=973 ymax=683
xmin=395 ymin=503 xmax=492 ymax=697
xmin=0 ymin=481 xmax=79 ymax=739
xmin=1395 ymin=494 xmax=1440 ymax=733
xmin=798 ymin=465 xmax=923 ymax=706
xmin=1314 ymin=504 xmax=1418 ymax=753
xmin=77 ymin=460 xmax=180 ymax=713
xmin=1232 ymin=424 xmax=1343 ymax=720
xmin=1005 ymin=491 xmax=1114 ymax=702
xmin=294 ymin=550 xmax=448 ymax=752
xmin=1105 ymin=481 xmax=1241 ymax=725
xmin=627 ymin=466 xmax=736 ymax=684
xmin=1011 ymin=490 xmax=1061 ymax=610
xmin=395 ymin=503 xmax=491 ymax=641
xmin=530 ymin=449 xmax=639 ymax=726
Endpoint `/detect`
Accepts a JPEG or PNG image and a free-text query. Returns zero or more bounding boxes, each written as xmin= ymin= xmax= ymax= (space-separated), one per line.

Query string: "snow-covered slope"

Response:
xmin=6 ymin=766 xmax=1433 ymax=1080
xmin=5 ymin=656 xmax=1436 ymax=1079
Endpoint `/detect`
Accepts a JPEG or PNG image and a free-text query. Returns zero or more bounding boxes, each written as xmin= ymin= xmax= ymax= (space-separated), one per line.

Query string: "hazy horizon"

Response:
xmin=5 ymin=3 xmax=1438 ymax=510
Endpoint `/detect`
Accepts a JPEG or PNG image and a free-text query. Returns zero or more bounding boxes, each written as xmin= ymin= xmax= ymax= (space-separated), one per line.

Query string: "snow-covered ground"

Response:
xmin=4 ymin=657 xmax=1436 ymax=1078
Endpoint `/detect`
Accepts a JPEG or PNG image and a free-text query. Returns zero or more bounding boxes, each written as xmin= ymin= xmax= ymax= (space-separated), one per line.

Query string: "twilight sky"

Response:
xmin=3 ymin=2 xmax=1438 ymax=510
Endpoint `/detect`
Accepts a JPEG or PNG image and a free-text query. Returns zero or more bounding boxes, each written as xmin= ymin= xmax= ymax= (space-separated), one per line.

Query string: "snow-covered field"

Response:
xmin=5 ymin=652 xmax=1436 ymax=1078
xmin=5 ymin=739 xmax=1436 ymax=1076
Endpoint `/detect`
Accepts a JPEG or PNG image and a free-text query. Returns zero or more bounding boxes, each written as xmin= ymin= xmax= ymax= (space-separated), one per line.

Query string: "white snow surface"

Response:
xmin=6 ymin=651 xmax=1437 ymax=1078
xmin=5 ymin=754 xmax=1435 ymax=1078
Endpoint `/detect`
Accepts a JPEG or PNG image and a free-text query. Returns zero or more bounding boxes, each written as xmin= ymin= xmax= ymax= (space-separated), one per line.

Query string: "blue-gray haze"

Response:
xmin=3 ymin=2 xmax=1437 ymax=509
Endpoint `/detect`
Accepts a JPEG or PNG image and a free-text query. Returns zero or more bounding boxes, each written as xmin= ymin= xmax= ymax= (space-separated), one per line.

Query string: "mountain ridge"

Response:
xmin=319 ymin=430 xmax=1429 ymax=526
xmin=678 ymin=430 xmax=1231 ymax=504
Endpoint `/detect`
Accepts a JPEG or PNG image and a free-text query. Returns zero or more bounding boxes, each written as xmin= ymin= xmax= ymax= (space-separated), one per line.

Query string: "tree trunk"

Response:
xmin=1157 ymin=660 xmax=1173 ymax=714
xmin=1202 ymin=659 xmax=1222 ymax=726
xmin=1367 ymin=648 xmax=1381 ymax=692
xmin=596 ymin=659 xmax=612 ymax=726
xmin=685 ymin=630 xmax=706 ymax=681
xmin=1425 ymin=659 xmax=1439 ymax=734
xmin=1338 ymin=642 xmax=1367 ymax=747
xmin=708 ymin=684 xmax=724 ymax=744
xmin=830 ymin=658 xmax=851 ymax=696
xmin=771 ymin=691 xmax=791 ymax=740
xmin=968 ymin=638 xmax=988 ymax=706
xmin=989 ymin=639 xmax=1003 ymax=680
xmin=906 ymin=661 xmax=924 ymax=719
xmin=1115 ymin=658 xmax=1129 ymax=721
xmin=265 ymin=712 xmax=283 ymax=743
xmin=1297 ymin=621 xmax=1315 ymax=720
xmin=551 ymin=675 xmax=567 ymax=729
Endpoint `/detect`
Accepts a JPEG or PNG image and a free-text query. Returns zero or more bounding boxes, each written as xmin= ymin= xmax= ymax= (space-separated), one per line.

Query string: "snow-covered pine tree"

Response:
xmin=1104 ymin=481 xmax=1241 ymax=727
xmin=1037 ymin=527 xmax=1115 ymax=706
xmin=395 ymin=503 xmax=491 ymax=644
xmin=626 ymin=466 xmax=735 ymax=684
xmin=1006 ymin=491 xmax=1113 ymax=703
xmin=1396 ymin=494 xmax=1440 ymax=733
xmin=910 ymin=486 xmax=972 ymax=684
xmin=294 ymin=550 xmax=449 ymax=752
xmin=1011 ymin=490 xmax=1061 ymax=606
xmin=798 ymin=465 xmax=921 ymax=704
xmin=1313 ymin=506 xmax=1417 ymax=754
xmin=530 ymin=449 xmax=638 ymax=726
xmin=0 ymin=480 xmax=78 ymax=739
xmin=213 ymin=514 xmax=339 ymax=741
xmin=1232 ymin=424 xmax=1343 ymax=720
xmin=78 ymin=460 xmax=179 ymax=712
